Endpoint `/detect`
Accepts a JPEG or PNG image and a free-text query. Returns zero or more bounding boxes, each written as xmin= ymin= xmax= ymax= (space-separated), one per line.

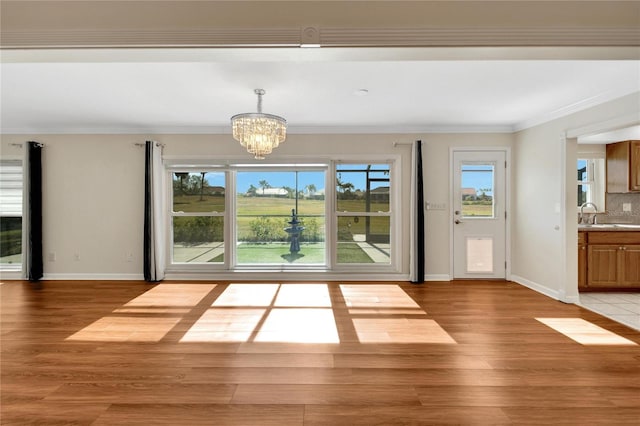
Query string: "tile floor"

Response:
xmin=578 ymin=292 xmax=640 ymax=331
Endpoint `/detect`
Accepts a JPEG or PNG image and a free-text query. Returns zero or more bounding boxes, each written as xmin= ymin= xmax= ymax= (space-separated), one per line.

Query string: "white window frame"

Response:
xmin=167 ymin=167 xmax=229 ymax=270
xmin=577 ymin=156 xmax=605 ymax=211
xmin=332 ymin=158 xmax=400 ymax=273
xmin=232 ymin=165 xmax=329 ymax=271
xmin=163 ymin=155 xmax=401 ymax=276
xmin=0 ymin=158 xmax=23 ymax=271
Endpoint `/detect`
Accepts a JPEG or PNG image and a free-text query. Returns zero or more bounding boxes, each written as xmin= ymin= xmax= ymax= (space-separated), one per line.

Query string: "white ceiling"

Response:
xmin=1 ymin=49 xmax=639 ymax=136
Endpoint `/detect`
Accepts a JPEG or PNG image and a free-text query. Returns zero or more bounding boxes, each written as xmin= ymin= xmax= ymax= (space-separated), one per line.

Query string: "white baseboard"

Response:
xmin=164 ymin=271 xmax=411 ymax=282
xmin=0 ymin=271 xmax=22 ymax=280
xmin=43 ymin=273 xmax=145 ymax=281
xmin=511 ymin=274 xmax=560 ymax=300
xmin=425 ymin=274 xmax=451 ymax=282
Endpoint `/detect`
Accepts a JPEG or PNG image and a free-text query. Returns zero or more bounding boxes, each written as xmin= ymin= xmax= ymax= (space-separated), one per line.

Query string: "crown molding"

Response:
xmin=0 ymin=124 xmax=515 ymax=135
xmin=2 ymin=26 xmax=639 ymax=49
xmin=514 ymin=89 xmax=639 ymax=132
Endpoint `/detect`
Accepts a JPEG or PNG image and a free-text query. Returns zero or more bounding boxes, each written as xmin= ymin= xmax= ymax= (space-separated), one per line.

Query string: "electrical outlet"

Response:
xmin=623 ymin=203 xmax=632 ymax=212
xmin=48 ymin=252 xmax=56 ymax=262
xmin=73 ymin=253 xmax=80 ymax=261
xmin=126 ymin=252 xmax=133 ymax=263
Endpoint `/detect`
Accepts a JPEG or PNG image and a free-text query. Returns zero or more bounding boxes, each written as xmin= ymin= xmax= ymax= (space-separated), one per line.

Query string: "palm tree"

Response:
xmin=305 ymin=184 xmax=317 ymax=197
xmin=199 ymin=172 xmax=207 ymax=201
xmin=258 ymin=179 xmax=271 ymax=195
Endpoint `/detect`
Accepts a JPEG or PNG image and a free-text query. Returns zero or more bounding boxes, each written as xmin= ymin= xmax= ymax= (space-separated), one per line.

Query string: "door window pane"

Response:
xmin=461 ymin=164 xmax=494 ymax=218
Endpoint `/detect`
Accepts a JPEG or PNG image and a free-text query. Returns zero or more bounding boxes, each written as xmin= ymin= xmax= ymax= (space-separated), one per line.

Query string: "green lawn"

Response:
xmin=209 ymin=242 xmax=373 ymax=264
xmin=235 ymin=243 xmax=325 ymax=264
xmin=462 ymin=202 xmax=494 ymax=217
xmin=173 ymin=195 xmax=389 ymax=244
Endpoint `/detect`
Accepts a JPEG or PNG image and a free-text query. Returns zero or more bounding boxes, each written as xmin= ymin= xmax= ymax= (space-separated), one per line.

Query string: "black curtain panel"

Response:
xmin=143 ymin=141 xmax=153 ymax=282
xmin=412 ymin=140 xmax=425 ymax=283
xmin=26 ymin=141 xmax=43 ymax=281
xmin=143 ymin=140 xmax=165 ymax=282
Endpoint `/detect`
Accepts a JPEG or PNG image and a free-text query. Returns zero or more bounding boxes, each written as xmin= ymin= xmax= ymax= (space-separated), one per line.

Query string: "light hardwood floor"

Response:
xmin=2 ymin=280 xmax=639 ymax=425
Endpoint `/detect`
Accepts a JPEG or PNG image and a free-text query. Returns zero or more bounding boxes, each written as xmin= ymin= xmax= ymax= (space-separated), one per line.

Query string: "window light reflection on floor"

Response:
xmin=537 ymin=318 xmax=638 ymax=345
xmin=341 ymin=284 xmax=456 ymax=344
xmin=183 ymin=284 xmax=338 ymax=343
xmin=352 ymin=318 xmax=457 ymax=344
xmin=66 ymin=283 xmax=217 ymax=342
xmin=66 ymin=316 xmax=182 ymax=342
xmin=67 ymin=282 xmax=455 ymax=345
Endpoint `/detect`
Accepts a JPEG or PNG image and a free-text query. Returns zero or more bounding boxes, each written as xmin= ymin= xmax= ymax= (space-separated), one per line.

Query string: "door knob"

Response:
xmin=454 ymin=220 xmax=461 ymax=225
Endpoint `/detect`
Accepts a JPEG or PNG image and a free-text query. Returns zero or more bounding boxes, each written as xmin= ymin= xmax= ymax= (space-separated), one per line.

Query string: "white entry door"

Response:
xmin=452 ymin=150 xmax=507 ymax=279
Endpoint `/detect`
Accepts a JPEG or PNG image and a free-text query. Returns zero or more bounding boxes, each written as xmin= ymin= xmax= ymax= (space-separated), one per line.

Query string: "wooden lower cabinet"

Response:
xmin=620 ymin=244 xmax=640 ymax=285
xmin=583 ymin=231 xmax=640 ymax=290
xmin=578 ymin=233 xmax=587 ymax=289
xmin=587 ymin=244 xmax=621 ymax=287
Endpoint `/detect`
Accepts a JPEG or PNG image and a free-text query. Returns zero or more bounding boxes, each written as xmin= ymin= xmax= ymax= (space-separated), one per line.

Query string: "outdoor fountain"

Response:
xmin=284 ymin=208 xmax=304 ymax=254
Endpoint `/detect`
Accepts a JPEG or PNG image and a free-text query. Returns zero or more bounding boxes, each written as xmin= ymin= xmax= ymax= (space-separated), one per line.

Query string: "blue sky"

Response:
xmin=236 ymin=171 xmax=326 ymax=193
xmin=461 ymin=165 xmax=494 ymax=195
xmin=205 ymin=164 xmax=391 ymax=194
xmin=202 ymin=164 xmax=491 ymax=195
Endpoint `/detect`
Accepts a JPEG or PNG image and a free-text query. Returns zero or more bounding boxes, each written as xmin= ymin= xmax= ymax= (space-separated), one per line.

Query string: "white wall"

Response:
xmin=421 ymin=133 xmax=513 ymax=279
xmin=512 ymin=92 xmax=640 ymax=300
xmin=1 ymin=131 xmax=516 ymax=281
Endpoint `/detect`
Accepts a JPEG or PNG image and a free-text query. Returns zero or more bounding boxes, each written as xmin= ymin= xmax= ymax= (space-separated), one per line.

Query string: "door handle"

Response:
xmin=454 ymin=220 xmax=461 ymax=225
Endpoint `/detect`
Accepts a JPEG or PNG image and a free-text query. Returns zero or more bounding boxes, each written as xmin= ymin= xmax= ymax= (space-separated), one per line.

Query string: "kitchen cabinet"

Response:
xmin=585 ymin=231 xmax=640 ymax=289
xmin=578 ymin=232 xmax=587 ymax=289
xmin=606 ymin=140 xmax=640 ymax=193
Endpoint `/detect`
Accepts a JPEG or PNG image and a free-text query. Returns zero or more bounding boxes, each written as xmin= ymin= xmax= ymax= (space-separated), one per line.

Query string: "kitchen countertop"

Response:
xmin=578 ymin=224 xmax=640 ymax=232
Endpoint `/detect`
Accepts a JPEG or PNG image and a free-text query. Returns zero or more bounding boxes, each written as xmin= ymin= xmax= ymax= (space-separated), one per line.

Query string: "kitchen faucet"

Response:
xmin=579 ymin=202 xmax=599 ymax=224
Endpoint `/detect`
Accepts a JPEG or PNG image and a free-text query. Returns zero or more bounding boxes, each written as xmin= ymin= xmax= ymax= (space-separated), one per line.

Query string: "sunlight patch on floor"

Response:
xmin=180 ymin=308 xmax=265 ymax=342
xmin=352 ymin=318 xmax=457 ymax=344
xmin=66 ymin=282 xmax=448 ymax=345
xmin=536 ymin=318 xmax=638 ymax=346
xmin=255 ymin=308 xmax=339 ymax=343
xmin=340 ymin=284 xmax=421 ymax=309
xmin=66 ymin=315 xmax=181 ymax=342
xmin=124 ymin=283 xmax=216 ymax=307
xmin=274 ymin=284 xmax=332 ymax=308
xmin=213 ymin=283 xmax=279 ymax=307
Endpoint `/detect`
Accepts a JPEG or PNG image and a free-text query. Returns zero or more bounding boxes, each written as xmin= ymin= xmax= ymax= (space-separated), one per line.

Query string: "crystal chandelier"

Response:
xmin=231 ymin=89 xmax=287 ymax=159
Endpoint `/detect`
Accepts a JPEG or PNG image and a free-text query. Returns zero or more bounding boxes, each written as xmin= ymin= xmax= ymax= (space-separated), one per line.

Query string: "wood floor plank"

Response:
xmin=2 ymin=279 xmax=639 ymax=424
xmin=93 ymin=404 xmax=304 ymax=426
xmin=303 ymin=405 xmax=512 ymax=426
xmin=231 ymin=384 xmax=422 ymax=405
xmin=44 ymin=383 xmax=237 ymax=404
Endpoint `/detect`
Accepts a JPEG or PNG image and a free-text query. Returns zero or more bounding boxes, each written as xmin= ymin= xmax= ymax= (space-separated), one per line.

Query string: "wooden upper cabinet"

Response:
xmin=631 ymin=141 xmax=640 ymax=191
xmin=606 ymin=140 xmax=640 ymax=193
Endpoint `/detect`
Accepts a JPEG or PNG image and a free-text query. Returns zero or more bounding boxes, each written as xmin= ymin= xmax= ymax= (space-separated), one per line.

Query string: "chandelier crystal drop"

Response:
xmin=231 ymin=89 xmax=287 ymax=160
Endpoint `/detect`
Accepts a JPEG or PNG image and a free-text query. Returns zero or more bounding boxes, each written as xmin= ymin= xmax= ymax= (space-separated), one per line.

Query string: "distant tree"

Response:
xmin=336 ymin=176 xmax=354 ymax=195
xmin=258 ymin=180 xmax=271 ymax=195
xmin=175 ymin=172 xmax=189 ymax=194
xmin=282 ymin=186 xmax=295 ymax=199
xmin=246 ymin=184 xmax=257 ymax=197
xmin=199 ymin=172 xmax=207 ymax=201
xmin=305 ymin=184 xmax=317 ymax=197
